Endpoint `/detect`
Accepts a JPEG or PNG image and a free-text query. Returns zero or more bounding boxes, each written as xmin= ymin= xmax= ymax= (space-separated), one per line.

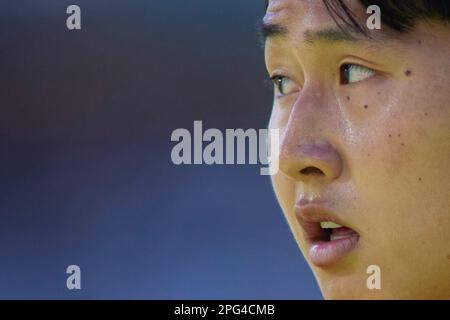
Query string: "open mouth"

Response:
xmin=295 ymin=204 xmax=360 ymax=267
xmin=319 ymin=221 xmax=359 ymax=242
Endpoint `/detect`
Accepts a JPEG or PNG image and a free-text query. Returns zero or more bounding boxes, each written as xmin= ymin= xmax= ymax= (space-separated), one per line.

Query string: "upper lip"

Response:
xmin=294 ymin=199 xmax=355 ymax=241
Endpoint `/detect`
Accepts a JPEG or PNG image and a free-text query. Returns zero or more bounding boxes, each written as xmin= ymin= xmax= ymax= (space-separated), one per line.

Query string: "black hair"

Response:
xmin=265 ymin=0 xmax=450 ymax=33
xmin=325 ymin=0 xmax=450 ymax=32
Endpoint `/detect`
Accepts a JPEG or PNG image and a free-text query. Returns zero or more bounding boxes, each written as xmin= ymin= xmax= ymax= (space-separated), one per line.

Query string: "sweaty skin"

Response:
xmin=264 ymin=0 xmax=450 ymax=299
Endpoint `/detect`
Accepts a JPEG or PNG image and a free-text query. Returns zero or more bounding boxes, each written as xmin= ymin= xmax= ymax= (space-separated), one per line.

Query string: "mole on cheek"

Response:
xmin=418 ymin=177 xmax=422 ymax=181
xmin=347 ymin=96 xmax=350 ymax=101
xmin=364 ymin=104 xmax=368 ymax=109
xmin=405 ymin=70 xmax=412 ymax=76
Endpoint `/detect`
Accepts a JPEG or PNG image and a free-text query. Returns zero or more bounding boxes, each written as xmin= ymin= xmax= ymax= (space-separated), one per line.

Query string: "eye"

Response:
xmin=271 ymin=75 xmax=299 ymax=96
xmin=340 ymin=64 xmax=376 ymax=85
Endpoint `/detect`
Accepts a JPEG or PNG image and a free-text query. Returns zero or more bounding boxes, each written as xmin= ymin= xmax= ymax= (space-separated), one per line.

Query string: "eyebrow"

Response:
xmin=303 ymin=28 xmax=359 ymax=44
xmin=260 ymin=21 xmax=376 ymax=44
xmin=259 ymin=21 xmax=288 ymax=40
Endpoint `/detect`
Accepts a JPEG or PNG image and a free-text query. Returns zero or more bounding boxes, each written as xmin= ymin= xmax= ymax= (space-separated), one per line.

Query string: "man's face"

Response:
xmin=264 ymin=0 xmax=450 ymax=299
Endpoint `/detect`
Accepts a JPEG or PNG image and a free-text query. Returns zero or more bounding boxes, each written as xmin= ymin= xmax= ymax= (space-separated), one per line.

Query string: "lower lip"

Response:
xmin=309 ymin=233 xmax=360 ymax=267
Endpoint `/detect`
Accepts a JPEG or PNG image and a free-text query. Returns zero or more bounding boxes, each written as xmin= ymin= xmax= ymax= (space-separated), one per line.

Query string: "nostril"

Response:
xmin=300 ymin=166 xmax=324 ymax=176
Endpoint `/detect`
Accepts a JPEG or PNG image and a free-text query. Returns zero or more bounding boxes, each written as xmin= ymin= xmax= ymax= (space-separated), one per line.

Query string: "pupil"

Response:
xmin=341 ymin=64 xmax=350 ymax=84
xmin=277 ymin=78 xmax=283 ymax=94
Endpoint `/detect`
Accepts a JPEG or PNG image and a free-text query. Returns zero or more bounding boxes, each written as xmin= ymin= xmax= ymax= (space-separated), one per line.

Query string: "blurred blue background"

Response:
xmin=0 ymin=0 xmax=321 ymax=299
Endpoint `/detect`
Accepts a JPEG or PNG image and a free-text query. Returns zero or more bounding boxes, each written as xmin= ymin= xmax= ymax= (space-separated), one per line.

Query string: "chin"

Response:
xmin=318 ymin=280 xmax=364 ymax=300
xmin=319 ymin=284 xmax=383 ymax=300
xmin=312 ymin=265 xmax=377 ymax=300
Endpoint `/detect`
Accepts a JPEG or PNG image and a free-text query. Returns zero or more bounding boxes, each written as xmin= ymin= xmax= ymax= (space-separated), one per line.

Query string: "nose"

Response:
xmin=279 ymin=139 xmax=343 ymax=182
xmin=277 ymin=86 xmax=343 ymax=182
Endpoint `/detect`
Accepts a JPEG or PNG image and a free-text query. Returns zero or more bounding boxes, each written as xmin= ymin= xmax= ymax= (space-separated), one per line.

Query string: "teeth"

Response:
xmin=320 ymin=221 xmax=343 ymax=229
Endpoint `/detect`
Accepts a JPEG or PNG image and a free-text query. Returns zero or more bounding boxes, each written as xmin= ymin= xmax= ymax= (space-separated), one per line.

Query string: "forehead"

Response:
xmin=264 ymin=0 xmax=331 ymax=28
xmin=262 ymin=0 xmax=399 ymax=49
xmin=263 ymin=0 xmax=367 ymax=39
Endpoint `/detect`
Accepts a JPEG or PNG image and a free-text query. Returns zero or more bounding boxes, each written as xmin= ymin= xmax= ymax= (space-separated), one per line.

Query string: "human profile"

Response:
xmin=262 ymin=0 xmax=450 ymax=299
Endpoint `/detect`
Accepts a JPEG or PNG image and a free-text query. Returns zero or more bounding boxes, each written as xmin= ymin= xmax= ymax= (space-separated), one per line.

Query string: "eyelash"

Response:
xmin=270 ymin=75 xmax=284 ymax=93
xmin=340 ymin=63 xmax=376 ymax=85
xmin=270 ymin=75 xmax=298 ymax=97
xmin=270 ymin=64 xmax=376 ymax=97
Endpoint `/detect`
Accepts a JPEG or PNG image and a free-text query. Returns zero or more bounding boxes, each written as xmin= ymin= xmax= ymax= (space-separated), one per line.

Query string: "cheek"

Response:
xmin=344 ymin=121 xmax=417 ymax=196
xmin=349 ymin=89 xmax=429 ymax=183
xmin=361 ymin=80 xmax=449 ymax=182
xmin=349 ymin=91 xmax=450 ymax=227
xmin=337 ymin=75 xmax=396 ymax=125
xmin=371 ymin=120 xmax=418 ymax=177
